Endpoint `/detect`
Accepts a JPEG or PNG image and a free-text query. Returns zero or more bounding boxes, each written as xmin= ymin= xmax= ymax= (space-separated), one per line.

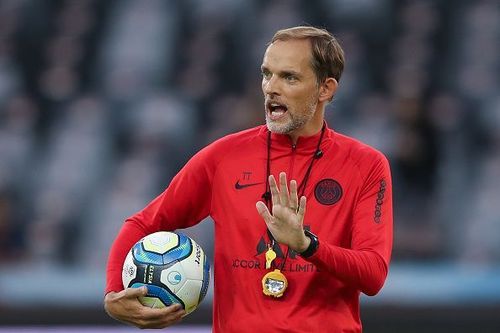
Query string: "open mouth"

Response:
xmin=267 ymin=101 xmax=288 ymax=121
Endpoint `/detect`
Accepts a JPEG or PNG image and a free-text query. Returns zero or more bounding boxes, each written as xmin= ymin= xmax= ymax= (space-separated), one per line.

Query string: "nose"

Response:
xmin=262 ymin=74 xmax=280 ymax=96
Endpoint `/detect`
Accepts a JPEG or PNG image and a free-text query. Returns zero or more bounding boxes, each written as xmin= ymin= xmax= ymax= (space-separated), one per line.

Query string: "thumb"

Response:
xmin=256 ymin=201 xmax=273 ymax=224
xmin=125 ymin=286 xmax=148 ymax=298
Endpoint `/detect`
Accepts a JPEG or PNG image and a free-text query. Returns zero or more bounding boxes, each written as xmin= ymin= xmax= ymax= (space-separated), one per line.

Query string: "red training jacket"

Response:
xmin=106 ymin=124 xmax=393 ymax=333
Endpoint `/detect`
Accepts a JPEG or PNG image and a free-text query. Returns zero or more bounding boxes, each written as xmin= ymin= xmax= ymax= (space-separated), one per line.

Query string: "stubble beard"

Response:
xmin=265 ymin=97 xmax=318 ymax=135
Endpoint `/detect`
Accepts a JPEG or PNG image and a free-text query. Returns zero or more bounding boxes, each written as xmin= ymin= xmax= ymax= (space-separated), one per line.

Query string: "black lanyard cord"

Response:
xmin=261 ymin=123 xmax=326 ymax=265
xmin=297 ymin=123 xmax=326 ymax=199
xmin=262 ymin=123 xmax=325 ymax=208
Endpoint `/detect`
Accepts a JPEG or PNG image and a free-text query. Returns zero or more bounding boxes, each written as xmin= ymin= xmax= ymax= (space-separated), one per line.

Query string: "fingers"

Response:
xmin=134 ymin=304 xmax=185 ymax=329
xmin=139 ymin=303 xmax=185 ymax=321
xmin=278 ymin=172 xmax=290 ymax=206
xmin=256 ymin=201 xmax=273 ymax=225
xmin=289 ymin=179 xmax=298 ymax=211
xmin=125 ymin=287 xmax=186 ymax=323
xmin=105 ymin=287 xmax=186 ymax=329
xmin=124 ymin=286 xmax=148 ymax=299
xmin=269 ymin=173 xmax=301 ymax=213
xmin=297 ymin=196 xmax=307 ymax=220
xmin=269 ymin=172 xmax=290 ymax=205
xmin=269 ymin=174 xmax=279 ymax=207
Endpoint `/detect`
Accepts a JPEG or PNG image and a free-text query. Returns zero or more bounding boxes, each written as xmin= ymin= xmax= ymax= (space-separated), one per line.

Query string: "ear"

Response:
xmin=318 ymin=78 xmax=338 ymax=103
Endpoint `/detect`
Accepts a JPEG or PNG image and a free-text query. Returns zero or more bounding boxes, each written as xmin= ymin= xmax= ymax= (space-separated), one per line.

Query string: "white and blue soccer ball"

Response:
xmin=122 ymin=231 xmax=211 ymax=314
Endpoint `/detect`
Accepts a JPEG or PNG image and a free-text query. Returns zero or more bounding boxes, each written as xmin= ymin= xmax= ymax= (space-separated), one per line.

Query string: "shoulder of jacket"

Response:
xmin=212 ymin=126 xmax=263 ymax=147
xmin=199 ymin=125 xmax=264 ymax=162
xmin=335 ymin=132 xmax=389 ymax=176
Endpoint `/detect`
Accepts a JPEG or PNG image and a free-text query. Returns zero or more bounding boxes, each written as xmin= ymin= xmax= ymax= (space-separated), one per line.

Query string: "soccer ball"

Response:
xmin=122 ymin=231 xmax=211 ymax=314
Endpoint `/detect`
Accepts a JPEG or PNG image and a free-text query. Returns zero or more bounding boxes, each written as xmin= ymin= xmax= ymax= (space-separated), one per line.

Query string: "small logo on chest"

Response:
xmin=235 ymin=180 xmax=263 ymax=190
xmin=234 ymin=171 xmax=264 ymax=190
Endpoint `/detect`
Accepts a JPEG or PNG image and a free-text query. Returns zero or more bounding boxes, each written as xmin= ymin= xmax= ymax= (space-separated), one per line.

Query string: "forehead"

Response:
xmin=262 ymin=39 xmax=313 ymax=73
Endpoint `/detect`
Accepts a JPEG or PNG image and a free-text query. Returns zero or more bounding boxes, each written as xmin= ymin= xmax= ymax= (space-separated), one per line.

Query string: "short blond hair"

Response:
xmin=270 ymin=26 xmax=345 ymax=83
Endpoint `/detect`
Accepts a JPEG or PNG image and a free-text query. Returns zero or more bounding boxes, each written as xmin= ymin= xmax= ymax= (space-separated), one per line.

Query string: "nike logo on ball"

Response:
xmin=234 ymin=180 xmax=264 ymax=190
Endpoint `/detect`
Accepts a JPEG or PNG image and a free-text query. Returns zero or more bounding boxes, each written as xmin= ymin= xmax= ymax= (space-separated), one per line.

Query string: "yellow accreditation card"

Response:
xmin=262 ymin=269 xmax=288 ymax=297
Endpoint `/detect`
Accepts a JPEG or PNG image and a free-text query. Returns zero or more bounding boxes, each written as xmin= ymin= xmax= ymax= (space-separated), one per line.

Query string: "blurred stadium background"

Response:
xmin=0 ymin=0 xmax=499 ymax=332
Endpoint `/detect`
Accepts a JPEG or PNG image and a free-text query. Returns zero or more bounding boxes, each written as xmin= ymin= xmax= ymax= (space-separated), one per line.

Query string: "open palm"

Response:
xmin=256 ymin=172 xmax=309 ymax=252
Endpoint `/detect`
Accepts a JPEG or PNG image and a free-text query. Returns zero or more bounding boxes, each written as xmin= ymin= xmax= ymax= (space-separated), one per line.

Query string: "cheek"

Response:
xmin=292 ymin=91 xmax=314 ymax=107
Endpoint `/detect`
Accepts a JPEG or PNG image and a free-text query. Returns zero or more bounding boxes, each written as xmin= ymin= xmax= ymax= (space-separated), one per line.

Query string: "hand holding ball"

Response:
xmin=122 ymin=232 xmax=211 ymax=315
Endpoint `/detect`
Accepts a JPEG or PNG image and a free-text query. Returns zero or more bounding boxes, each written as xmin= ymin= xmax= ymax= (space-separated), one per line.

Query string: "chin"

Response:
xmin=265 ymin=120 xmax=293 ymax=134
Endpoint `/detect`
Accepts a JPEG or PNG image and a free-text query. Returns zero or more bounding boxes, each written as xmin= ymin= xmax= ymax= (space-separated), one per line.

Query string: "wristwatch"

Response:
xmin=299 ymin=229 xmax=319 ymax=258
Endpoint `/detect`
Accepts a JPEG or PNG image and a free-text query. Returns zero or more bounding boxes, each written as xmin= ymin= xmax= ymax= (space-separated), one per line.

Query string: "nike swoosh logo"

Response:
xmin=234 ymin=180 xmax=264 ymax=190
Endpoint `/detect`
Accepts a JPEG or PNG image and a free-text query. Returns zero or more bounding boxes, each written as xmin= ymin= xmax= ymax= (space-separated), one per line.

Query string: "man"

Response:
xmin=104 ymin=26 xmax=393 ymax=332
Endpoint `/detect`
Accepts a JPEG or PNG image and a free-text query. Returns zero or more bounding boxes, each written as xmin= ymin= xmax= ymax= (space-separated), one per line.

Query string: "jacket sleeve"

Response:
xmin=105 ymin=144 xmax=218 ymax=294
xmin=307 ymin=153 xmax=393 ymax=296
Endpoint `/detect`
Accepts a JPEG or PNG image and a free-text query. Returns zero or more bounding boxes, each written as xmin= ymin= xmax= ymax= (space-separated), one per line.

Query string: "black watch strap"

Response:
xmin=299 ymin=229 xmax=319 ymax=258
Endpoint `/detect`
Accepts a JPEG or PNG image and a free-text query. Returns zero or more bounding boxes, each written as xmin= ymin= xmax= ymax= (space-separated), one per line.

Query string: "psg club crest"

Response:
xmin=314 ymin=179 xmax=342 ymax=205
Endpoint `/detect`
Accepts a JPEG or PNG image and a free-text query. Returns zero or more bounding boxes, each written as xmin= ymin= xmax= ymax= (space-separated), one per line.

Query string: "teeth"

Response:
xmin=269 ymin=102 xmax=286 ymax=110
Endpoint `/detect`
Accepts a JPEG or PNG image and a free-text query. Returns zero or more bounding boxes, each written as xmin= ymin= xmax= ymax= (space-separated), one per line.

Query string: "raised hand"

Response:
xmin=256 ymin=172 xmax=310 ymax=253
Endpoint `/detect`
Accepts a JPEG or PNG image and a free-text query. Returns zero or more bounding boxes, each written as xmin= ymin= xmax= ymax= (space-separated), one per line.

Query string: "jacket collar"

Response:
xmin=258 ymin=121 xmax=335 ymax=156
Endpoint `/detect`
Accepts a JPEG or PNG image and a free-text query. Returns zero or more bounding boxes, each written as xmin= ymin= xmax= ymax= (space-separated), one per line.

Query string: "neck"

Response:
xmin=288 ymin=108 xmax=325 ymax=144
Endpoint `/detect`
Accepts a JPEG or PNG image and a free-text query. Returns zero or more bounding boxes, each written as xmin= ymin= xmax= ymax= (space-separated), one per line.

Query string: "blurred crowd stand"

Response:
xmin=0 ymin=0 xmax=499 ymax=288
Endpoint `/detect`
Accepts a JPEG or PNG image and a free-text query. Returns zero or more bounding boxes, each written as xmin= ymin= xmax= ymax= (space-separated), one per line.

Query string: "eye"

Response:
xmin=285 ymin=74 xmax=298 ymax=82
xmin=261 ymin=70 xmax=271 ymax=80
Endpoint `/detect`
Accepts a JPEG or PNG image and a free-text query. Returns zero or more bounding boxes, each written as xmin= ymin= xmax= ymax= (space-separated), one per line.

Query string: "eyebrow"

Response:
xmin=281 ymin=70 xmax=300 ymax=77
xmin=260 ymin=66 xmax=301 ymax=77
